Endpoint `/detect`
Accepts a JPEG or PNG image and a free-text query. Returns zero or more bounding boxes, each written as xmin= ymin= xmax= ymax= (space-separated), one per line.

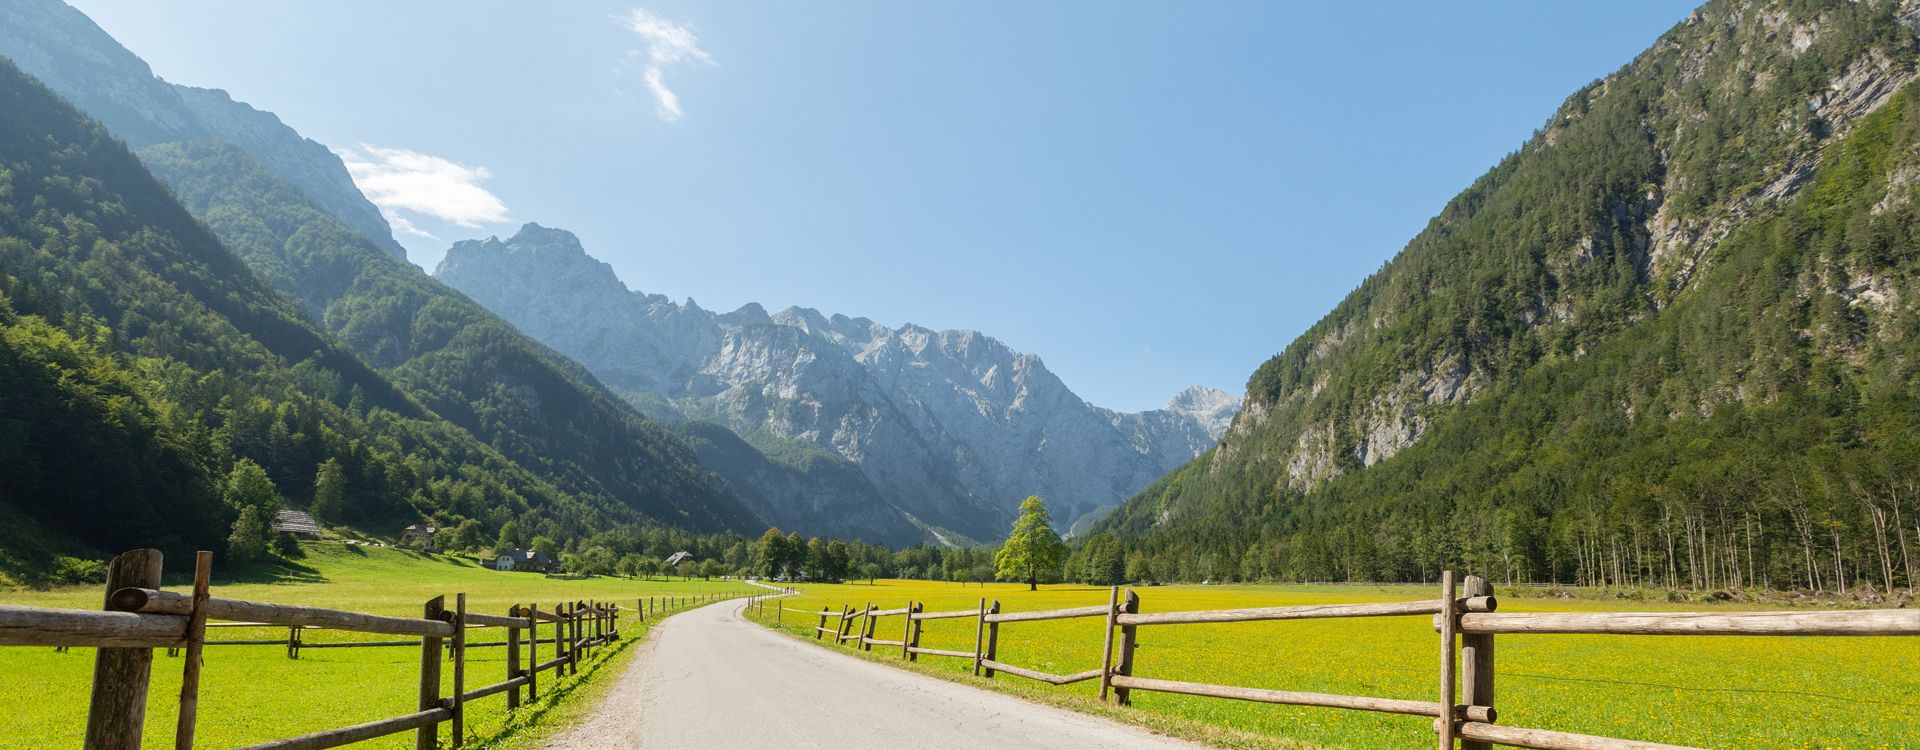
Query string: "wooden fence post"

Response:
xmin=906 ymin=602 xmax=923 ymax=662
xmin=507 ymin=605 xmax=522 ymax=710
xmin=1437 ymin=571 xmax=1458 ymax=750
xmin=416 ymin=595 xmax=445 ymax=750
xmin=900 ymin=602 xmax=915 ymax=659
xmin=173 ymin=550 xmax=212 ymax=750
xmin=86 ymin=548 xmax=164 ymax=750
xmin=835 ymin=605 xmax=855 ymax=644
xmin=971 ymin=598 xmax=987 ymax=676
xmin=452 ymin=593 xmax=466 ymax=748
xmin=568 ymin=602 xmax=580 ymax=675
xmin=983 ymin=600 xmax=1001 ymax=678
xmin=1461 ymin=575 xmax=1494 ymax=750
xmin=860 ymin=603 xmax=876 ymax=651
xmin=1114 ymin=588 xmax=1140 ymax=706
xmin=526 ymin=603 xmax=539 ymax=703
xmin=1099 ymin=585 xmax=1119 ymax=702
xmin=815 ymin=607 xmax=828 ymax=639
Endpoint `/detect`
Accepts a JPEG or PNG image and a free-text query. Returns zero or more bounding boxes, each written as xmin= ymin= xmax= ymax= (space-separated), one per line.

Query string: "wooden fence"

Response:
xmin=780 ymin=572 xmax=1920 ymax=750
xmin=1 ymin=549 xmax=749 ymax=750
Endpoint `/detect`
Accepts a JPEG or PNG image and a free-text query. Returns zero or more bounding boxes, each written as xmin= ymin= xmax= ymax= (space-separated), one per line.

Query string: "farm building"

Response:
xmin=270 ymin=509 xmax=323 ymax=539
xmin=665 ymin=551 xmax=696 ymax=569
xmin=398 ymin=524 xmax=439 ymax=551
xmin=494 ymin=548 xmax=559 ymax=573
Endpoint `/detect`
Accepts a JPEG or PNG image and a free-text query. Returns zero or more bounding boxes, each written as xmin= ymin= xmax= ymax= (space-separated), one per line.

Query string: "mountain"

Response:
xmin=134 ymin=141 xmax=763 ymax=535
xmin=434 ymin=224 xmax=1238 ymax=541
xmin=1098 ymin=0 xmax=1920 ymax=590
xmin=0 ymin=55 xmax=700 ymax=574
xmin=137 ymin=141 xmax=909 ymax=543
xmin=0 ymin=0 xmax=934 ymax=545
xmin=0 ymin=0 xmax=407 ymax=259
xmin=670 ymin=422 xmax=922 ymax=545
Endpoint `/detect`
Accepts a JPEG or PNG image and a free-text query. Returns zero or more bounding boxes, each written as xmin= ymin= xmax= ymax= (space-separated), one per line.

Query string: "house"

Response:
xmin=399 ymin=524 xmax=439 ymax=551
xmin=270 ymin=509 xmax=322 ymax=539
xmin=494 ymin=548 xmax=559 ymax=573
xmin=664 ymin=551 xmax=696 ymax=569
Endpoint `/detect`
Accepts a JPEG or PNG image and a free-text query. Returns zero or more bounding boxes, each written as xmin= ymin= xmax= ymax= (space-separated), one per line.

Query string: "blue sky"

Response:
xmin=70 ymin=1 xmax=1695 ymax=412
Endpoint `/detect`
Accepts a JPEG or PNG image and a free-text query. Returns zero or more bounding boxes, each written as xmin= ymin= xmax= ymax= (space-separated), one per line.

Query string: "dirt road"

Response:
xmin=544 ymin=596 xmax=1202 ymax=749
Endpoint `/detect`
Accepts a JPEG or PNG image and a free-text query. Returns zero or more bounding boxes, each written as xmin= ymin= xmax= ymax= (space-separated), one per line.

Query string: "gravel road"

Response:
xmin=543 ymin=596 xmax=1203 ymax=749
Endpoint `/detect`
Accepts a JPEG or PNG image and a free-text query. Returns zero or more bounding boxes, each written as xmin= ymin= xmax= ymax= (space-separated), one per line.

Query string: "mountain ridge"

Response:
xmin=435 ymin=223 xmax=1237 ymax=540
xmin=0 ymin=0 xmax=408 ymax=260
xmin=1097 ymin=0 xmax=1920 ymax=588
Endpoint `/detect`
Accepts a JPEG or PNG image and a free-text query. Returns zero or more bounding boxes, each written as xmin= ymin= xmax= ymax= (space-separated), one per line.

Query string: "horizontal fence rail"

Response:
xmin=5 ymin=548 xmax=759 ymax=750
xmin=773 ymin=572 xmax=1915 ymax=750
xmin=1451 ymin=609 xmax=1920 ymax=636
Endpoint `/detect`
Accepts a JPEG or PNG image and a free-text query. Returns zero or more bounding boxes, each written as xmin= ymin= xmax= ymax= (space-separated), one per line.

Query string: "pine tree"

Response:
xmin=310 ymin=458 xmax=346 ymax=525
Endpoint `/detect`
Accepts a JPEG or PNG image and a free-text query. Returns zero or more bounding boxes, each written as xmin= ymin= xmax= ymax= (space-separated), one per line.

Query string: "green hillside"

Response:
xmin=137 ymin=140 xmax=762 ymax=535
xmin=1101 ymin=0 xmax=1920 ymax=592
xmin=0 ymin=57 xmax=743 ymax=580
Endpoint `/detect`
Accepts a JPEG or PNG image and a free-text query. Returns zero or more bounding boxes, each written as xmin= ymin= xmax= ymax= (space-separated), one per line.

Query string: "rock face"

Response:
xmin=436 ymin=224 xmax=1237 ymax=541
xmin=0 ymin=0 xmax=407 ymax=259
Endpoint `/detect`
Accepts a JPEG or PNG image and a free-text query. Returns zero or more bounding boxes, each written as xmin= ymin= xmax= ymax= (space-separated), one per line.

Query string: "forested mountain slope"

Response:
xmin=0 ymin=0 xmax=407 ymax=259
xmin=134 ymin=141 xmax=764 ymax=536
xmin=1101 ymin=0 xmax=1920 ymax=592
xmin=0 ymin=58 xmax=648 ymax=569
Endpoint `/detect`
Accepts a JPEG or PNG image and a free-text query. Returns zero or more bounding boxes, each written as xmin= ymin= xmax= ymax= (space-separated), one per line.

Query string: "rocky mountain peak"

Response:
xmin=435 ymin=223 xmax=1237 ymax=539
xmin=1164 ymin=385 xmax=1240 ymax=440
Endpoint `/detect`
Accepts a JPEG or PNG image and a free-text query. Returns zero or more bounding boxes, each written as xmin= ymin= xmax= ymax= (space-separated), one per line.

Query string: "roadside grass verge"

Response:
xmin=750 ymin=580 xmax=1920 ymax=749
xmin=0 ymin=543 xmax=755 ymax=748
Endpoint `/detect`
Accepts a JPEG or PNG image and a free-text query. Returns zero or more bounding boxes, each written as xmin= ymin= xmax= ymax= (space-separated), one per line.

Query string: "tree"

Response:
xmin=310 ymin=458 xmax=346 ymax=525
xmin=859 ymin=562 xmax=883 ymax=584
xmin=698 ymin=559 xmax=724 ymax=580
xmin=784 ymin=531 xmax=807 ymax=578
xmin=223 ymin=460 xmax=281 ymax=564
xmin=227 ymin=505 xmax=272 ymax=564
xmin=496 ymin=520 xmax=524 ymax=551
xmin=825 ymin=540 xmax=852 ymax=582
xmin=618 ymin=553 xmax=644 ymax=578
xmin=995 ymin=496 xmax=1067 ymax=590
xmin=754 ymin=528 xmax=789 ymax=578
xmin=532 ymin=536 xmax=561 ymax=564
xmin=450 ymin=519 xmax=486 ymax=553
xmin=1082 ymin=533 xmax=1125 ymax=586
xmin=806 ymin=537 xmax=829 ymax=581
xmin=637 ymin=556 xmax=663 ymax=580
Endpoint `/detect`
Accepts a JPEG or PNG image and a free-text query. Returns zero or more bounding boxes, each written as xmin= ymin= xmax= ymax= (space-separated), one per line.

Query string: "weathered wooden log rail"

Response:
xmin=780 ymin=572 xmax=1920 ymax=750
xmin=1 ymin=549 xmax=753 ymax=749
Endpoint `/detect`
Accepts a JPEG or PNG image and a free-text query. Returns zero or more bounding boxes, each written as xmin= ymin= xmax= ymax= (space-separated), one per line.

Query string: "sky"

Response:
xmin=68 ymin=1 xmax=1697 ymax=412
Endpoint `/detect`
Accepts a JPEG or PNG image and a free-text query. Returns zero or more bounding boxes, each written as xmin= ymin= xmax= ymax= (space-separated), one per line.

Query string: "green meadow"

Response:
xmin=0 ymin=543 xmax=756 ymax=749
xmin=753 ymin=580 xmax=1920 ymax=749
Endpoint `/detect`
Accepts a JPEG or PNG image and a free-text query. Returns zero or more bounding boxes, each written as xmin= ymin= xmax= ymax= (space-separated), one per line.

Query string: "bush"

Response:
xmin=48 ymin=555 xmax=106 ymax=586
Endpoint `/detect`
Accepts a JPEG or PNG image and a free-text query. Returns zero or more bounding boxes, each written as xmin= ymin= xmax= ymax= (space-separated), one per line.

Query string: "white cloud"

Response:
xmin=620 ymin=8 xmax=715 ymax=122
xmin=337 ymin=144 xmax=510 ymax=239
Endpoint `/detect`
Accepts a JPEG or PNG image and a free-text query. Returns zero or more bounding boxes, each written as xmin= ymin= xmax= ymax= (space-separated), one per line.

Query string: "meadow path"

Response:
xmin=544 ymin=595 xmax=1203 ymax=749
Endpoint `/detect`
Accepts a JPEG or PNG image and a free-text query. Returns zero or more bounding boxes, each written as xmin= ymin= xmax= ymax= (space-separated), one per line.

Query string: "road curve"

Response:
xmin=544 ymin=597 xmax=1203 ymax=750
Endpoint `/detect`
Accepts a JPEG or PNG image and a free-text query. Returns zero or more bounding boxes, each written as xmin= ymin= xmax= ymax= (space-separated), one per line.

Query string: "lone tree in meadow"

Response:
xmin=995 ymin=495 xmax=1066 ymax=591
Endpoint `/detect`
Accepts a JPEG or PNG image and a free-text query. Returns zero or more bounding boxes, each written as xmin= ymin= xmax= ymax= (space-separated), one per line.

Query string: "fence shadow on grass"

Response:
xmin=464 ymin=633 xmax=639 ymax=749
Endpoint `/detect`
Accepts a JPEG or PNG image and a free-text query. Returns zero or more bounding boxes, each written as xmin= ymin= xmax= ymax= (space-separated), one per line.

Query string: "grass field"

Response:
xmin=750 ymin=580 xmax=1920 ymax=749
xmin=0 ymin=543 xmax=758 ymax=749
